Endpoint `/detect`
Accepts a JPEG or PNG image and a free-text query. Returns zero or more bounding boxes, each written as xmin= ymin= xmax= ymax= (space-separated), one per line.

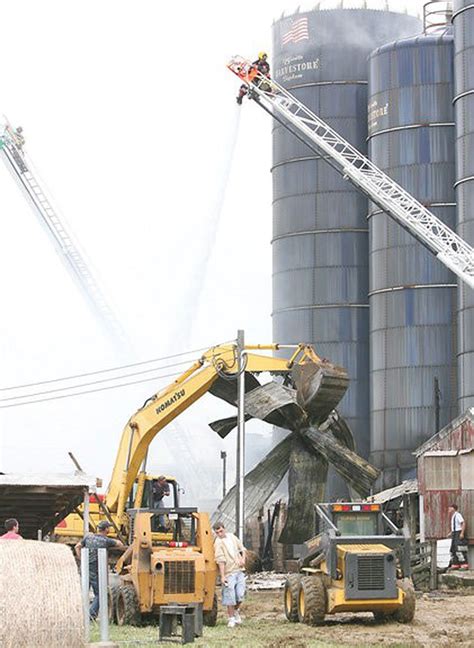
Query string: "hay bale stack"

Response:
xmin=0 ymin=540 xmax=84 ymax=648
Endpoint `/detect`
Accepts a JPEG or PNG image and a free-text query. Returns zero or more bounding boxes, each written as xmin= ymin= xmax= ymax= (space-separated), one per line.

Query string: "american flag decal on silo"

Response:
xmin=282 ymin=17 xmax=309 ymax=45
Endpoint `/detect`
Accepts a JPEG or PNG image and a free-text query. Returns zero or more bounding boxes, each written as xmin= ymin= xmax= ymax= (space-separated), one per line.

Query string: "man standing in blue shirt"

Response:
xmin=75 ymin=520 xmax=125 ymax=619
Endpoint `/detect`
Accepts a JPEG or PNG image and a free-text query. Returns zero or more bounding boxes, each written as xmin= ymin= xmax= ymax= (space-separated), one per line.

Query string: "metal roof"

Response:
xmin=414 ymin=408 xmax=474 ymax=457
xmin=0 ymin=472 xmax=96 ymax=540
xmin=367 ymin=478 xmax=418 ymax=504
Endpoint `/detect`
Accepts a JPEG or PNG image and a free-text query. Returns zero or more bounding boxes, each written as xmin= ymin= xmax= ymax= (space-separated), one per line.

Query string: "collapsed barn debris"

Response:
xmin=210 ymin=361 xmax=380 ymax=542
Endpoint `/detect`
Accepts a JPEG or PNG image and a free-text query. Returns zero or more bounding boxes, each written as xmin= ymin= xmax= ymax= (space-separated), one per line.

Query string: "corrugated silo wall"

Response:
xmin=271 ymin=10 xmax=421 ymax=477
xmin=368 ymin=35 xmax=457 ymax=489
xmin=453 ymin=1 xmax=474 ymax=414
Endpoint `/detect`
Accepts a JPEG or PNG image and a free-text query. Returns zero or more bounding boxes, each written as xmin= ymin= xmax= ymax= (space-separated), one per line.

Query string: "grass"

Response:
xmin=88 ymin=589 xmax=337 ymax=647
xmin=89 ymin=617 xmax=340 ymax=647
xmin=88 ymin=591 xmax=401 ymax=648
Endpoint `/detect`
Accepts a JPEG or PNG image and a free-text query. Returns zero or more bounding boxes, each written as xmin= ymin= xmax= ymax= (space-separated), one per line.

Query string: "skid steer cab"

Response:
xmin=109 ymin=506 xmax=217 ymax=627
xmin=284 ymin=502 xmax=416 ymax=626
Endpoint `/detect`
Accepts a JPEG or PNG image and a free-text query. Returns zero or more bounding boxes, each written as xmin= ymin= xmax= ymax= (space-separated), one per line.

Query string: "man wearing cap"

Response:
xmin=75 ymin=520 xmax=125 ymax=620
xmin=152 ymin=475 xmax=170 ymax=530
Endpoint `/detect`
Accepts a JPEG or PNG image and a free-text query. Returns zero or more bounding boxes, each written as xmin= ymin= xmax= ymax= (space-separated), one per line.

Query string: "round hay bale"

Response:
xmin=0 ymin=540 xmax=84 ymax=648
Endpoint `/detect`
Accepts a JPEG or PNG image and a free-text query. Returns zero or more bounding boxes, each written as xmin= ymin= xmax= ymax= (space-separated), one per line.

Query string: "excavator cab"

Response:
xmin=135 ymin=476 xmax=179 ymax=510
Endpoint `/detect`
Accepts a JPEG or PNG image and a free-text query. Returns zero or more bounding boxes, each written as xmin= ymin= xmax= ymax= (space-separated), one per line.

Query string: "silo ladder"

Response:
xmin=227 ymin=55 xmax=474 ymax=290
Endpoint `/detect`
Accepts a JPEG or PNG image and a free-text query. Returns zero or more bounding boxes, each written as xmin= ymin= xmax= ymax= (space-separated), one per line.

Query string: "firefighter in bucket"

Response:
xmin=236 ymin=52 xmax=271 ymax=105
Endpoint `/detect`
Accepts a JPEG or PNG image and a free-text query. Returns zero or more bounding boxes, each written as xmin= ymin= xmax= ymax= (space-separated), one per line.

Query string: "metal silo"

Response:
xmin=453 ymin=0 xmax=474 ymax=414
xmin=368 ymin=21 xmax=457 ymax=488
xmin=272 ymin=7 xmax=421 ymax=474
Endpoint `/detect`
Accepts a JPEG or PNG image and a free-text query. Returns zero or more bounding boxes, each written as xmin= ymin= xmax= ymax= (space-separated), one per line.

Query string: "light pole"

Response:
xmin=236 ymin=329 xmax=245 ymax=540
xmin=220 ymin=450 xmax=227 ymax=499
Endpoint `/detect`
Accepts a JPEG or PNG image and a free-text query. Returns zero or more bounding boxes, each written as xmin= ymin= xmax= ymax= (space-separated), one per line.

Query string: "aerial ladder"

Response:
xmin=0 ymin=118 xmax=129 ymax=351
xmin=228 ymin=56 xmax=474 ymax=290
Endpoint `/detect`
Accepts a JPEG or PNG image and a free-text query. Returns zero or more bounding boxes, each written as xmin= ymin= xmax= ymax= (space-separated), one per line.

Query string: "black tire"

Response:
xmin=284 ymin=574 xmax=301 ymax=622
xmin=392 ymin=578 xmax=416 ymax=624
xmin=116 ymin=584 xmax=141 ymax=626
xmin=203 ymin=592 xmax=218 ymax=627
xmin=373 ymin=611 xmax=392 ymax=623
xmin=297 ymin=575 xmax=326 ymax=625
xmin=107 ymin=583 xmax=120 ymax=624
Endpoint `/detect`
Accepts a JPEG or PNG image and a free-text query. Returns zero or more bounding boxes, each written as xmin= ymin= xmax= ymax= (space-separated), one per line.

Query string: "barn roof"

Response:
xmin=0 ymin=472 xmax=96 ymax=540
xmin=414 ymin=408 xmax=474 ymax=458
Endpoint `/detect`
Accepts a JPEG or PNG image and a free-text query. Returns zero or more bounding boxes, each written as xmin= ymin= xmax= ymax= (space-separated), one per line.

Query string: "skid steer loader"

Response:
xmin=109 ymin=503 xmax=217 ymax=627
xmin=284 ymin=503 xmax=415 ymax=625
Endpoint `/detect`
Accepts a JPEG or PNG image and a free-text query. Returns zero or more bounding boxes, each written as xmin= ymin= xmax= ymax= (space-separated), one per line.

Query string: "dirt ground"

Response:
xmin=93 ymin=588 xmax=474 ymax=647
xmin=240 ymin=588 xmax=474 ymax=647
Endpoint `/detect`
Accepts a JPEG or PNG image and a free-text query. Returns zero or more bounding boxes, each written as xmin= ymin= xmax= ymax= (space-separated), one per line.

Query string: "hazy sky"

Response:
xmin=0 ymin=0 xmax=426 ymax=504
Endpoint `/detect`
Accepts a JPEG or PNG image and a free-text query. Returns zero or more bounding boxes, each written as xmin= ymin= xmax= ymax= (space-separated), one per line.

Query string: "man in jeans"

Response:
xmin=75 ymin=520 xmax=125 ymax=619
xmin=448 ymin=503 xmax=468 ymax=569
xmin=213 ymin=521 xmax=247 ymax=628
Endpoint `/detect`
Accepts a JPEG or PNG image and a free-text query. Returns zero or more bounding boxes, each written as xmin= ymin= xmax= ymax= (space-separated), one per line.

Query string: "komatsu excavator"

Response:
xmin=54 ymin=341 xmax=351 ymax=625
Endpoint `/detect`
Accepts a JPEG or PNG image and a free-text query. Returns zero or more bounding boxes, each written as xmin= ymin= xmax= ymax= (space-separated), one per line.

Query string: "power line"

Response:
xmin=0 ymin=358 xmax=195 ymax=403
xmin=0 ymin=342 xmax=235 ymax=392
xmin=0 ymin=370 xmax=184 ymax=409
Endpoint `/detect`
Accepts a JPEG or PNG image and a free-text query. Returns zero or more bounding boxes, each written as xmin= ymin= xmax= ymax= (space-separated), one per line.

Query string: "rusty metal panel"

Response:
xmin=415 ymin=409 xmax=474 ymax=455
xmin=424 ymin=489 xmax=474 ymax=541
xmin=460 ymin=490 xmax=474 ymax=544
xmin=423 ymin=489 xmax=457 ymax=539
xmin=423 ymin=455 xmax=460 ymax=490
xmin=460 ymin=451 xmax=474 ymax=489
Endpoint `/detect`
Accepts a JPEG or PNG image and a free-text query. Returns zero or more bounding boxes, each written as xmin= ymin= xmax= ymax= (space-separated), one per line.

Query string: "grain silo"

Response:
xmin=368 ymin=20 xmax=457 ymax=488
xmin=453 ymin=0 xmax=474 ymax=414
xmin=271 ymin=5 xmax=421 ymax=480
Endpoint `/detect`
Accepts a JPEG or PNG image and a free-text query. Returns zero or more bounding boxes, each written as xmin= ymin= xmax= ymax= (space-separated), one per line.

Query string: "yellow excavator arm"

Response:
xmin=106 ymin=343 xmax=322 ymax=519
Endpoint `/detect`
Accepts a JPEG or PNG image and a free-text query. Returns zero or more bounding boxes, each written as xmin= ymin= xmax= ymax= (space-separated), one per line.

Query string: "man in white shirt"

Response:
xmin=213 ymin=521 xmax=247 ymax=628
xmin=448 ymin=503 xmax=468 ymax=569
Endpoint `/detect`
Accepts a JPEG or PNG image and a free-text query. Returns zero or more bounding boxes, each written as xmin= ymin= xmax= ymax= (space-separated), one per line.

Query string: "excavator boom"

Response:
xmin=107 ymin=343 xmax=345 ymax=519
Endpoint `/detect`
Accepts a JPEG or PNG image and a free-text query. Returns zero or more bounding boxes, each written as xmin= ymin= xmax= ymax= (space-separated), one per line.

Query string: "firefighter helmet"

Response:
xmin=258 ymin=51 xmax=268 ymax=59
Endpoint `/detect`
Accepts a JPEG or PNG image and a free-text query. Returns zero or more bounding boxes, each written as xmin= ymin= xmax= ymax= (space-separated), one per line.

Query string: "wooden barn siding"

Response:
xmin=418 ymin=417 xmax=474 ymax=541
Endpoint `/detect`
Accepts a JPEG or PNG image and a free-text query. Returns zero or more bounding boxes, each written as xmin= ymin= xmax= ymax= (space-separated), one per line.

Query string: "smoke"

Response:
xmin=170 ymin=107 xmax=242 ymax=348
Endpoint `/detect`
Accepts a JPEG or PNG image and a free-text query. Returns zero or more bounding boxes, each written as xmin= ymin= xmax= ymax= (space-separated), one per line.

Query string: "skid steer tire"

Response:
xmin=284 ymin=574 xmax=301 ymax=622
xmin=203 ymin=593 xmax=218 ymax=627
xmin=373 ymin=610 xmax=392 ymax=623
xmin=297 ymin=575 xmax=326 ymax=625
xmin=107 ymin=582 xmax=120 ymax=624
xmin=116 ymin=584 xmax=141 ymax=626
xmin=392 ymin=578 xmax=416 ymax=624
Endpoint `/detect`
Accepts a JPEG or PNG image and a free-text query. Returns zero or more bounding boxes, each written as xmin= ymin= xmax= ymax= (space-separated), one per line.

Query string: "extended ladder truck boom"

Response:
xmin=228 ymin=56 xmax=474 ymax=290
xmin=0 ymin=118 xmax=129 ymax=350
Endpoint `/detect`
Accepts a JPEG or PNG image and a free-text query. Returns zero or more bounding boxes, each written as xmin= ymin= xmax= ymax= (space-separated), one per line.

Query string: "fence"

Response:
xmin=411 ymin=540 xmax=438 ymax=590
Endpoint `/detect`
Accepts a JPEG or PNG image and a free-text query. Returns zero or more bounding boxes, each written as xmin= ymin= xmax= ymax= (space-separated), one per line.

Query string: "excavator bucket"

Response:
xmin=292 ymin=360 xmax=349 ymax=425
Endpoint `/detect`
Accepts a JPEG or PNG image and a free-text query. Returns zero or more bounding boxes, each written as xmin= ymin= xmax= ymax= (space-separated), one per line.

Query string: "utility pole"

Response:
xmin=236 ymin=329 xmax=245 ymax=539
xmin=220 ymin=450 xmax=227 ymax=499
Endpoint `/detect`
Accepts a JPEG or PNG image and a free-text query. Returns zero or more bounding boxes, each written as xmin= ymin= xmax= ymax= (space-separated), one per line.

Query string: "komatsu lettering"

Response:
xmin=156 ymin=389 xmax=185 ymax=414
